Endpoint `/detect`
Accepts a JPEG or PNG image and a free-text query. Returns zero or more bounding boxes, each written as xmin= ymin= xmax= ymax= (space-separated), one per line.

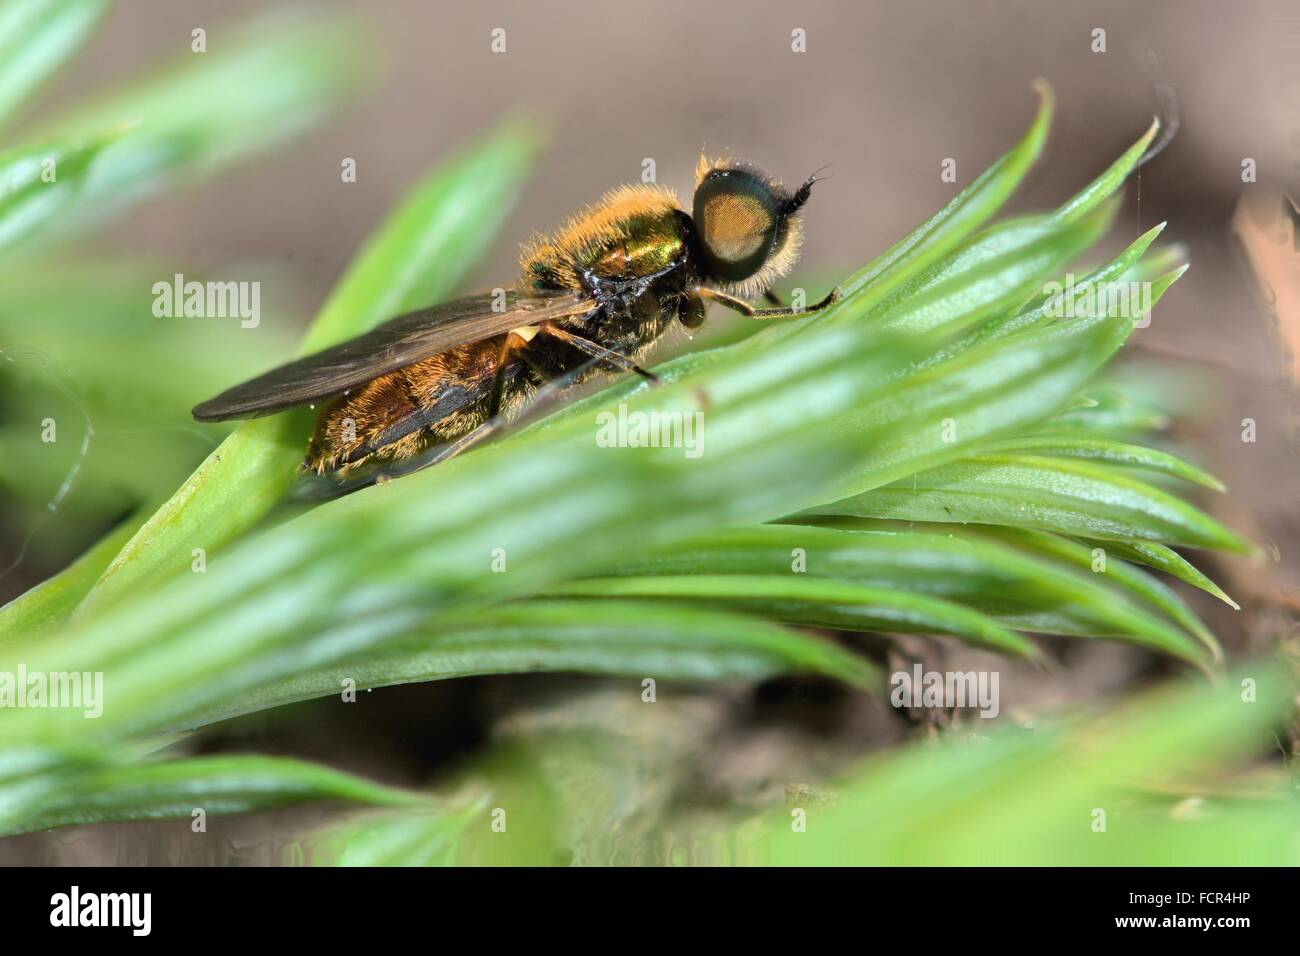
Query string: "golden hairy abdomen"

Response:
xmin=304 ymin=339 xmax=501 ymax=474
xmin=519 ymin=183 xmax=687 ymax=290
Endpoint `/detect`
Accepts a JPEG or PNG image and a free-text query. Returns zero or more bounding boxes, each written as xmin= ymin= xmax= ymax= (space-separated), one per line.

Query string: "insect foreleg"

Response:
xmin=696 ymin=286 xmax=840 ymax=319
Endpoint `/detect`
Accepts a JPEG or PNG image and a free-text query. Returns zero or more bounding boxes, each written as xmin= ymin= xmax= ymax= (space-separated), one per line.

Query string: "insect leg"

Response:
xmin=763 ymin=289 xmax=785 ymax=307
xmin=379 ymin=353 xmax=587 ymax=475
xmin=678 ymin=291 xmax=707 ymax=329
xmin=295 ymin=354 xmax=605 ymax=499
xmin=488 ymin=329 xmax=534 ymax=419
xmin=343 ymin=327 xmax=534 ymax=468
xmin=538 ymin=323 xmax=661 ymax=384
xmin=335 ymin=383 xmax=478 ymax=466
xmin=696 ymin=286 xmax=841 ymax=319
xmin=300 ymin=424 xmax=496 ymax=497
xmin=413 ymin=346 xmax=606 ymax=467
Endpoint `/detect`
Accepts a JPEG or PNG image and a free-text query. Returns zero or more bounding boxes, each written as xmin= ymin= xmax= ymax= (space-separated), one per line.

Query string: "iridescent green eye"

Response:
xmin=692 ymin=170 xmax=782 ymax=282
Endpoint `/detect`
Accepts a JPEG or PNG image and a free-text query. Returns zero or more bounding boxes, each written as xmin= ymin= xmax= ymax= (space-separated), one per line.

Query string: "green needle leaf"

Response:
xmin=746 ymin=664 xmax=1292 ymax=865
xmin=1 ymin=753 xmax=430 ymax=836
xmin=554 ymin=574 xmax=1038 ymax=658
xmin=838 ymin=81 xmax=1054 ymax=307
xmin=0 ymin=508 xmax=142 ymax=645
xmin=866 ymin=202 xmax=1119 ymax=339
xmin=978 ymin=435 xmax=1226 ymax=490
xmin=0 ymin=129 xmax=123 ymax=254
xmin=75 ymin=121 xmax=540 ymax=615
xmin=975 ymin=221 xmax=1168 ymax=344
xmin=612 ymin=523 xmax=1214 ymax=665
xmin=818 ymin=453 xmax=1249 ymax=553
xmin=190 ymin=600 xmax=883 ymax=729
xmin=21 ymin=8 xmax=371 ymax=241
xmin=967 ymin=527 xmax=1224 ymax=661
xmin=0 ymin=0 xmax=107 ymax=129
xmin=1053 ymin=117 xmax=1159 ymax=223
xmin=301 ymin=804 xmax=481 ymax=867
xmin=1078 ymin=537 xmax=1240 ymax=610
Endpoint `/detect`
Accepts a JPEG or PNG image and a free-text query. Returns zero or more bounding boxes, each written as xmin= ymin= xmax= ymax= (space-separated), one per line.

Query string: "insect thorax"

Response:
xmin=519 ymin=183 xmax=690 ymax=293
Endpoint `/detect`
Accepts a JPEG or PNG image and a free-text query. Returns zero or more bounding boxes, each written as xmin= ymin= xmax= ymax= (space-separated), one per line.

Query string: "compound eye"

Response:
xmin=692 ymin=170 xmax=781 ymax=282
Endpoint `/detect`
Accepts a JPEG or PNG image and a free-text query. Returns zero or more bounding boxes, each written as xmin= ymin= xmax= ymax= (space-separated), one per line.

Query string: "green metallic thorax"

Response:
xmin=582 ymin=211 xmax=688 ymax=280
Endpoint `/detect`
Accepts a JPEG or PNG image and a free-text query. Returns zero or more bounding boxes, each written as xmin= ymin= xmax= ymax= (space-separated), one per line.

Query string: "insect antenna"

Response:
xmin=786 ymin=165 xmax=832 ymax=213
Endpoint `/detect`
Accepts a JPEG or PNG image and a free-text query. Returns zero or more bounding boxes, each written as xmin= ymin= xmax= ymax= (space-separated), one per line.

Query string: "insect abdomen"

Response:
xmin=305 ymin=339 xmax=500 ymax=474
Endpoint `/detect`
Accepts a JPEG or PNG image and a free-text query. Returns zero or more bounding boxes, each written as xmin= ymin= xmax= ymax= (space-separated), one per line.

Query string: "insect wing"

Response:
xmin=192 ymin=289 xmax=594 ymax=420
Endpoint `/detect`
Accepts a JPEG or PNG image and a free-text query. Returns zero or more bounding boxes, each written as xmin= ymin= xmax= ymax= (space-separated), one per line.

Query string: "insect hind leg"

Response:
xmin=333 ymin=382 xmax=479 ymax=467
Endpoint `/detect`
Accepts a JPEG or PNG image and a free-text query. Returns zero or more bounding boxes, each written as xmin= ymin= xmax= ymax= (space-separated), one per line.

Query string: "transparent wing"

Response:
xmin=192 ymin=288 xmax=594 ymax=421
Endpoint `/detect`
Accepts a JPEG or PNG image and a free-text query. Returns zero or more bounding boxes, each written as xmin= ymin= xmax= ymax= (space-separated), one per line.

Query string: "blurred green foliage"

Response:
xmin=0 ymin=5 xmax=1291 ymax=866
